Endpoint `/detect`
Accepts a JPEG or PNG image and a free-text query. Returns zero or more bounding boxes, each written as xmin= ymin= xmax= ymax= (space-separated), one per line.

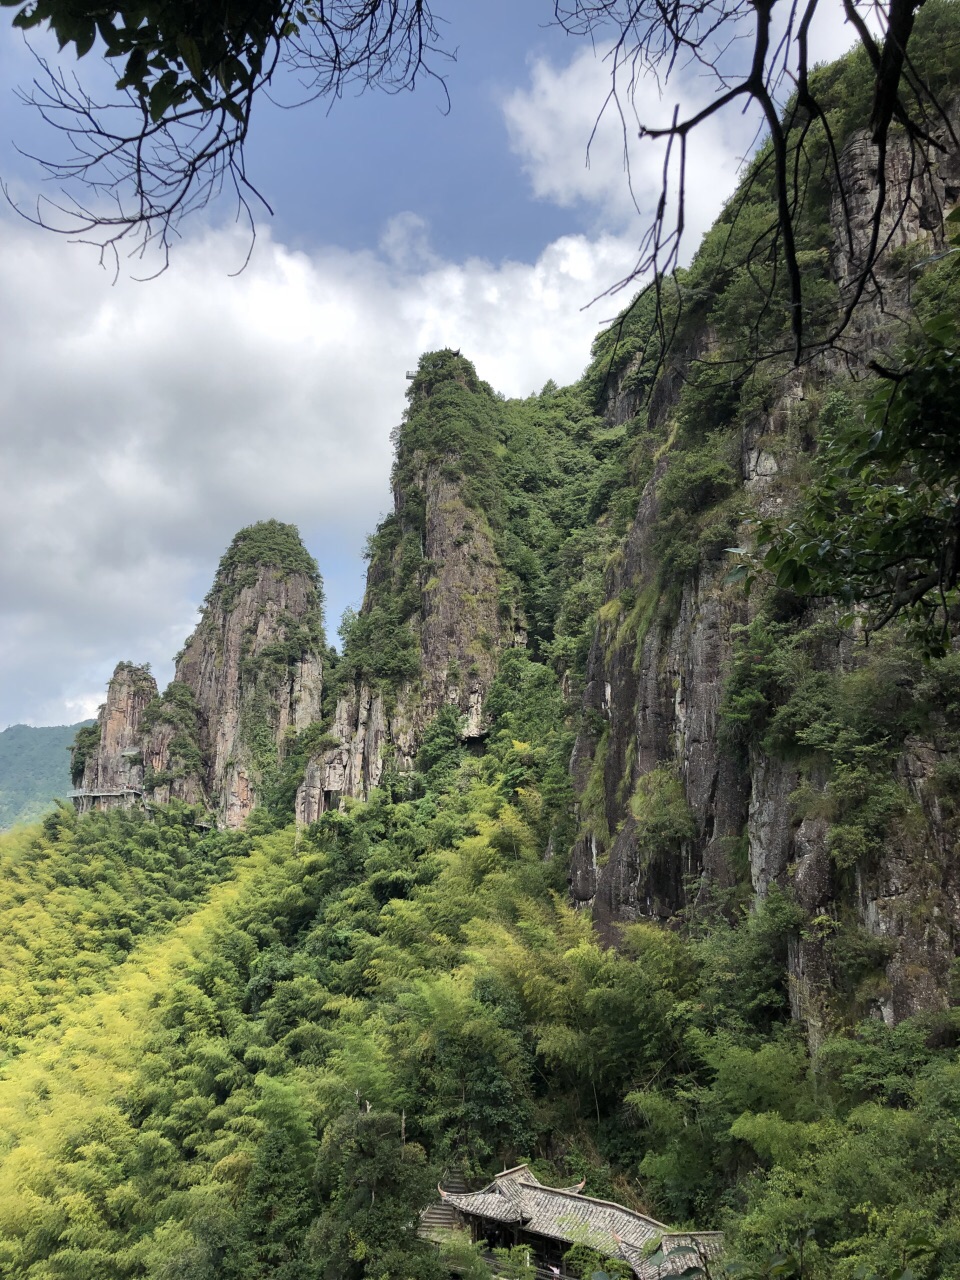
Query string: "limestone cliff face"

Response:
xmin=297 ymin=351 xmax=516 ymax=823
xmin=414 ymin=463 xmax=508 ymax=736
xmin=297 ymin=687 xmax=390 ymax=821
xmin=73 ymin=662 xmax=157 ymax=812
xmin=830 ymin=113 xmax=960 ymax=352
xmin=173 ymin=546 xmax=324 ymax=827
xmin=68 ymin=104 xmax=960 ymax=1040
xmin=569 ymin=119 xmax=960 ymax=1031
xmin=75 ymin=522 xmax=325 ymax=828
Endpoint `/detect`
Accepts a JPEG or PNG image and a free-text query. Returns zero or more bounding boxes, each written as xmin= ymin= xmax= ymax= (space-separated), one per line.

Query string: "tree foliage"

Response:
xmin=7 ymin=0 xmax=958 ymax=333
xmin=3 ymin=20 xmax=960 ymax=1278
xmin=0 ymin=720 xmax=93 ymax=823
xmin=745 ymin=314 xmax=960 ymax=653
xmin=2 ymin=0 xmax=447 ymax=265
xmin=558 ymin=0 xmax=960 ymax=360
xmin=1 ymin=721 xmax=958 ymax=1277
xmin=210 ymin=519 xmax=323 ymax=610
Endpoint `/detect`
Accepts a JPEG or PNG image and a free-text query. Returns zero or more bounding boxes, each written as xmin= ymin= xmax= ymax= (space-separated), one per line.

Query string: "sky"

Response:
xmin=0 ymin=0 xmax=862 ymax=727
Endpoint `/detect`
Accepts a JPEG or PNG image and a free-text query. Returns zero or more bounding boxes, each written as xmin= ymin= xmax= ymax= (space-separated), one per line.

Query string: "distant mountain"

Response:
xmin=0 ymin=722 xmax=93 ymax=830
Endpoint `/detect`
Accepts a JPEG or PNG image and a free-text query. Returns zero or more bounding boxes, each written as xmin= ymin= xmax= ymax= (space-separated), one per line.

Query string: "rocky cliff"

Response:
xmin=67 ymin=33 xmax=960 ymax=1040
xmin=73 ymin=661 xmax=157 ymax=811
xmin=567 ymin=109 xmax=960 ymax=1036
xmin=297 ymin=350 xmax=520 ymax=823
xmin=172 ymin=523 xmax=324 ymax=826
xmin=75 ymin=521 xmax=326 ymax=828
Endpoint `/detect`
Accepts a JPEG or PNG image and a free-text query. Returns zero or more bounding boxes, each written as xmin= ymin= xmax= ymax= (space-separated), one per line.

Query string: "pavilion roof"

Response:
xmin=439 ymin=1165 xmax=722 ymax=1278
xmin=440 ymin=1191 xmax=522 ymax=1224
xmin=618 ymin=1232 xmax=726 ymax=1279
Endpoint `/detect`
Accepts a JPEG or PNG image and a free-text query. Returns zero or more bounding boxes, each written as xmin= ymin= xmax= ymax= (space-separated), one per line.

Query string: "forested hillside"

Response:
xmin=3 ymin=8 xmax=960 ymax=1279
xmin=0 ymin=722 xmax=93 ymax=830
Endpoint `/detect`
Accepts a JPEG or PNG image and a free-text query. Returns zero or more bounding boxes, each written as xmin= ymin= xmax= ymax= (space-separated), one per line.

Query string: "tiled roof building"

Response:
xmin=437 ymin=1165 xmax=722 ymax=1278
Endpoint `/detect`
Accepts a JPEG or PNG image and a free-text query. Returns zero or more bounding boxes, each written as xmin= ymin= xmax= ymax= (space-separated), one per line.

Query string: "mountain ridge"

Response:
xmin=0 ymin=721 xmax=94 ymax=830
xmin=15 ymin=12 xmax=960 ymax=1273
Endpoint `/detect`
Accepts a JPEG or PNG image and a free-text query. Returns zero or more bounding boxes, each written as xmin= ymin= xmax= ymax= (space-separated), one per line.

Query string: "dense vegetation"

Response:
xmin=337 ymin=350 xmax=643 ymax=700
xmin=5 ymin=12 xmax=960 ymax=1280
xmin=208 ymin=520 xmax=324 ymax=612
xmin=578 ymin=0 xmax=960 ymax=661
xmin=1 ymin=658 xmax=959 ymax=1278
xmin=0 ymin=803 xmax=249 ymax=1058
xmin=0 ymin=721 xmax=93 ymax=829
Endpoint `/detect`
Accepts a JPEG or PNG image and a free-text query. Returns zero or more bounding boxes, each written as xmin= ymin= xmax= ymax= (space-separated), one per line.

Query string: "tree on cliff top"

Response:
xmin=562 ymin=0 xmax=960 ymax=360
xmin=4 ymin=0 xmax=957 ymax=357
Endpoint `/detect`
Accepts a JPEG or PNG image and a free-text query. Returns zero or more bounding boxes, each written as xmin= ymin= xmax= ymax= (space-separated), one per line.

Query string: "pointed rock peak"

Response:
xmin=72 ymin=661 xmax=157 ymax=811
xmin=406 ymin=348 xmax=484 ymax=399
xmin=109 ymin=660 xmax=157 ymax=697
xmin=299 ymin=358 xmax=521 ymax=823
xmin=95 ymin=662 xmax=159 ymax=755
xmin=207 ymin=520 xmax=323 ymax=613
xmin=74 ymin=524 xmax=328 ymax=829
xmin=393 ymin=349 xmax=504 ymax=522
xmin=175 ymin=520 xmax=326 ymax=827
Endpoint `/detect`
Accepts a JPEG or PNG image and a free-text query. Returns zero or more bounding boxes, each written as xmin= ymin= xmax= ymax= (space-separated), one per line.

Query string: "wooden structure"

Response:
xmin=436 ymin=1165 xmax=723 ymax=1278
xmin=68 ymin=787 xmax=143 ymax=813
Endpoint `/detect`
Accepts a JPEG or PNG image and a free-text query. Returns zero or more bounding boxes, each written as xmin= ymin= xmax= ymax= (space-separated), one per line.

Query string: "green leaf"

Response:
xmin=12 ymin=6 xmax=43 ymax=28
xmin=176 ymin=33 xmax=204 ymax=82
xmin=148 ymin=73 xmax=179 ymax=122
xmin=74 ymin=18 xmax=96 ymax=56
xmin=118 ymin=44 xmax=149 ymax=89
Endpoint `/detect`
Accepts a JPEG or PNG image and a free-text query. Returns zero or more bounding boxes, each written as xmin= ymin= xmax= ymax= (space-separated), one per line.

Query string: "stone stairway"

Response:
xmin=419 ymin=1167 xmax=468 ymax=1233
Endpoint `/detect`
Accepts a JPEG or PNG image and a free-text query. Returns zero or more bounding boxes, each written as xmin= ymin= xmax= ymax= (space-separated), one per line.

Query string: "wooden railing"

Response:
xmin=439 ymin=1244 xmax=569 ymax=1280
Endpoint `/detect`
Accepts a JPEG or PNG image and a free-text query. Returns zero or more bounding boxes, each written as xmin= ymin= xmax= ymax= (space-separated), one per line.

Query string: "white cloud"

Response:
xmin=804 ymin=0 xmax=877 ymax=65
xmin=502 ymin=42 xmax=760 ymax=255
xmin=0 ymin=216 xmax=638 ymax=726
xmin=0 ymin=7 xmax=874 ymax=729
xmin=501 ymin=0 xmax=866 ymax=256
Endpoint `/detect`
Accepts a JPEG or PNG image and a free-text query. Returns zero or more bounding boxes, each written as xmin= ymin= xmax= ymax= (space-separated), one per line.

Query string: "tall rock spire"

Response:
xmin=73 ymin=521 xmax=326 ymax=828
xmin=297 ymin=350 xmax=522 ymax=823
xmin=72 ymin=662 xmax=157 ymax=812
xmin=173 ymin=521 xmax=325 ymax=826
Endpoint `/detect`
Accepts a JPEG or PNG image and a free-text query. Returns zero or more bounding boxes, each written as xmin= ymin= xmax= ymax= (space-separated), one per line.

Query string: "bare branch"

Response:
xmin=556 ymin=0 xmax=957 ymax=372
xmin=6 ymin=0 xmax=451 ymax=270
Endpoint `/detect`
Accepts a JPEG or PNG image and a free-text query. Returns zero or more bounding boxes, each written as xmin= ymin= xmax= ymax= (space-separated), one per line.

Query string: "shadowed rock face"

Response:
xmin=416 ymin=466 xmax=505 ymax=736
xmin=141 ymin=715 xmax=207 ymax=811
xmin=74 ymin=662 xmax=157 ymax=812
xmin=569 ymin=542 xmax=750 ymax=942
xmin=75 ymin=523 xmax=325 ymax=828
xmin=175 ymin=560 xmax=324 ymax=827
xmin=296 ymin=687 xmax=389 ymax=823
xmin=297 ymin=354 xmax=517 ymax=825
xmin=568 ymin=118 xmax=960 ymax=1032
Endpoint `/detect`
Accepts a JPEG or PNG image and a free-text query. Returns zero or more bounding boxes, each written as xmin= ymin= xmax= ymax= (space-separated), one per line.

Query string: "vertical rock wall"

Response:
xmin=73 ymin=662 xmax=157 ymax=812
xmin=75 ymin=523 xmax=326 ymax=829
xmin=568 ymin=119 xmax=960 ymax=1030
xmin=175 ymin=563 xmax=324 ymax=827
xmin=297 ymin=354 xmax=516 ymax=824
